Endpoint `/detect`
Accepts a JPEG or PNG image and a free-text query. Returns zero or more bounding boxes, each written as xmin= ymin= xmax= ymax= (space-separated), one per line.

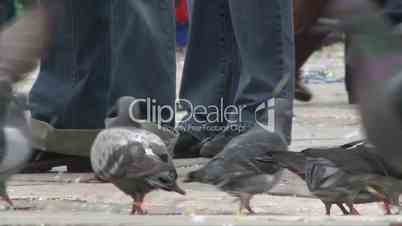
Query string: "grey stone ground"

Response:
xmin=3 ymin=45 xmax=401 ymax=225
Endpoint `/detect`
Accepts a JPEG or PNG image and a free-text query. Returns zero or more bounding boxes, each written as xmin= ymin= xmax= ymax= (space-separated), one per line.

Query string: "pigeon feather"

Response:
xmin=91 ymin=97 xmax=185 ymax=215
xmin=185 ymin=127 xmax=287 ymax=214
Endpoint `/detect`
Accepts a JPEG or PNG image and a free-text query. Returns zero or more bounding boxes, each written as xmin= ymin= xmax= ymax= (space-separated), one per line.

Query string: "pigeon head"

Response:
xmin=105 ymin=96 xmax=142 ymax=128
xmin=146 ymin=170 xmax=185 ymax=195
xmin=184 ymin=158 xmax=225 ymax=185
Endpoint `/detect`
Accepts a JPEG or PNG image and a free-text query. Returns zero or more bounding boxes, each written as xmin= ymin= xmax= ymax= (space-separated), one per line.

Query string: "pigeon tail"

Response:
xmin=105 ymin=96 xmax=142 ymax=128
xmin=184 ymin=158 xmax=225 ymax=185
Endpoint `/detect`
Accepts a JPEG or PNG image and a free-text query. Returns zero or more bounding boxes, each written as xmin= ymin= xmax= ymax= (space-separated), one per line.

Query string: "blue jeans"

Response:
xmin=30 ymin=0 xmax=294 ymax=142
xmin=187 ymin=0 xmax=193 ymax=16
xmin=179 ymin=0 xmax=295 ymax=141
xmin=30 ymin=0 xmax=176 ymax=129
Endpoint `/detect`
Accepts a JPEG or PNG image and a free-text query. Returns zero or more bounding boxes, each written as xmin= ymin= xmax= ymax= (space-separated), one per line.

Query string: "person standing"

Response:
xmin=29 ymin=0 xmax=176 ymax=170
xmin=174 ymin=0 xmax=295 ymax=157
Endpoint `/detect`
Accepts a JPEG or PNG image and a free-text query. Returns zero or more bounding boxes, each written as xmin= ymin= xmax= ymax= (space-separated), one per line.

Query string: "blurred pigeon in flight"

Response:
xmin=0 ymin=81 xmax=31 ymax=208
xmin=322 ymin=0 xmax=402 ymax=178
xmin=91 ymin=96 xmax=185 ymax=214
xmin=340 ymin=0 xmax=402 ymax=177
xmin=0 ymin=5 xmax=51 ymax=208
xmin=185 ymin=127 xmax=287 ymax=214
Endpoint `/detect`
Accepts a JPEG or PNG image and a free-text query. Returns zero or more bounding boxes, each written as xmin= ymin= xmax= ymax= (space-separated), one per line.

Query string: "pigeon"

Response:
xmin=260 ymin=141 xmax=402 ymax=215
xmin=185 ymin=126 xmax=287 ymax=214
xmin=105 ymin=96 xmax=178 ymax=150
xmin=91 ymin=96 xmax=185 ymax=215
xmin=343 ymin=0 xmax=402 ymax=176
xmin=0 ymin=81 xmax=31 ymax=208
xmin=0 ymin=5 xmax=51 ymax=208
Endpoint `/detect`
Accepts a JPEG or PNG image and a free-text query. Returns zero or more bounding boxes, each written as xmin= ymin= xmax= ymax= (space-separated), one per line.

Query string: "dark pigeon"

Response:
xmin=0 ymin=82 xmax=31 ymax=208
xmin=260 ymin=141 xmax=402 ymax=215
xmin=345 ymin=0 xmax=402 ymax=177
xmin=185 ymin=126 xmax=287 ymax=214
xmin=0 ymin=5 xmax=50 ymax=208
xmin=91 ymin=97 xmax=185 ymax=215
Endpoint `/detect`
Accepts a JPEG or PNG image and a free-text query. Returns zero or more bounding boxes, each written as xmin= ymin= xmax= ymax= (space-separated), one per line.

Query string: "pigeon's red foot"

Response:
xmin=383 ymin=201 xmax=392 ymax=215
xmin=0 ymin=195 xmax=14 ymax=208
xmin=131 ymin=202 xmax=147 ymax=215
xmin=238 ymin=193 xmax=255 ymax=215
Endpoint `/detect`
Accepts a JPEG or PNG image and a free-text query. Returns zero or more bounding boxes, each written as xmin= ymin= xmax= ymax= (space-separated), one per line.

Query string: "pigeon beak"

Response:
xmin=171 ymin=182 xmax=186 ymax=195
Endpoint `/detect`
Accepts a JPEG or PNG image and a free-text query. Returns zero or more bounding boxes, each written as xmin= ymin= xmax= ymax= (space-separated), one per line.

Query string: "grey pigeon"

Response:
xmin=324 ymin=0 xmax=402 ymax=178
xmin=185 ymin=126 xmax=287 ymax=214
xmin=0 ymin=81 xmax=31 ymax=208
xmin=91 ymin=96 xmax=185 ymax=215
xmin=0 ymin=5 xmax=51 ymax=208
xmin=344 ymin=0 xmax=402 ymax=176
xmin=261 ymin=141 xmax=402 ymax=215
xmin=320 ymin=0 xmax=402 ymax=213
xmin=105 ymin=96 xmax=178 ymax=150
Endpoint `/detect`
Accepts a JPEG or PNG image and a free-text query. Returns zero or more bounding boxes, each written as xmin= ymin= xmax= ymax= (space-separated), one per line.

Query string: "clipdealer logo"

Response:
xmin=254 ymin=98 xmax=276 ymax=133
xmin=127 ymin=97 xmax=276 ymax=132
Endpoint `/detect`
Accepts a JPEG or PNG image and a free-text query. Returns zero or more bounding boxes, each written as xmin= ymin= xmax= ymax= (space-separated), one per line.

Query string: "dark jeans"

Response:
xmin=30 ymin=0 xmax=176 ymax=129
xmin=179 ymin=0 xmax=295 ymax=139
xmin=385 ymin=0 xmax=402 ymax=24
xmin=30 ymin=0 xmax=294 ymax=142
